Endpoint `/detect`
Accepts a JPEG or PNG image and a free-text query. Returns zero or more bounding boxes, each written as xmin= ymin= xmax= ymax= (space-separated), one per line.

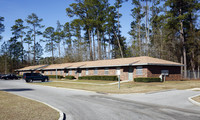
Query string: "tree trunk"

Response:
xmin=113 ymin=30 xmax=123 ymax=58
xmin=21 ymin=36 xmax=24 ymax=63
xmin=88 ymin=29 xmax=93 ymax=61
xmin=28 ymin=43 xmax=30 ymax=64
xmin=145 ymin=0 xmax=148 ymax=55
xmin=52 ymin=40 xmax=54 ymax=64
xmin=103 ymin=32 xmax=106 ymax=59
xmin=78 ymin=34 xmax=81 ymax=61
xmin=92 ymin=31 xmax=95 ymax=60
xmin=108 ymin=32 xmax=111 ymax=59
xmin=190 ymin=51 xmax=196 ymax=79
xmin=198 ymin=66 xmax=200 ymax=79
xmin=181 ymin=55 xmax=183 ymax=78
xmin=160 ymin=28 xmax=163 ymax=58
xmin=117 ymin=7 xmax=120 ymax=35
xmin=4 ymin=53 xmax=7 ymax=74
xmin=58 ymin=43 xmax=61 ymax=58
xmin=139 ymin=19 xmax=141 ymax=56
xmin=180 ymin=8 xmax=187 ymax=78
xmin=33 ymin=25 xmax=36 ymax=65
xmin=97 ymin=30 xmax=101 ymax=60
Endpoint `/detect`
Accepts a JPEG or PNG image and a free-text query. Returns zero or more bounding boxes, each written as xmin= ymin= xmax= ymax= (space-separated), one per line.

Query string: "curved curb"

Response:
xmin=20 ymin=96 xmax=65 ymax=120
xmin=188 ymin=94 xmax=200 ymax=106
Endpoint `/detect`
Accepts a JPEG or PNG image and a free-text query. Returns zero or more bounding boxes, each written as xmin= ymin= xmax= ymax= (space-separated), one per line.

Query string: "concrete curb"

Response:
xmin=188 ymin=94 xmax=200 ymax=106
xmin=20 ymin=96 xmax=65 ymax=120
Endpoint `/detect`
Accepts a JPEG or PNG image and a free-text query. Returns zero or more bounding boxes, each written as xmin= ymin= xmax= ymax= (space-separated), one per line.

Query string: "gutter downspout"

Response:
xmin=56 ymin=69 xmax=58 ymax=80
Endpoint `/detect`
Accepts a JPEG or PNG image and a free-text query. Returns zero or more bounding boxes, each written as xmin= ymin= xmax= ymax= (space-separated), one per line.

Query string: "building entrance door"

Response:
xmin=128 ymin=67 xmax=133 ymax=81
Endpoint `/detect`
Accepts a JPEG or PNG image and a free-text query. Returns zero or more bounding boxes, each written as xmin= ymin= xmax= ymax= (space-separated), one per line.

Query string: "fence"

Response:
xmin=182 ymin=70 xmax=200 ymax=79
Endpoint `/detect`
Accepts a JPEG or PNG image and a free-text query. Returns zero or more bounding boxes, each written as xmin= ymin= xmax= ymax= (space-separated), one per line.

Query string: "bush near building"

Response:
xmin=47 ymin=75 xmax=64 ymax=79
xmin=78 ymin=76 xmax=118 ymax=81
xmin=65 ymin=76 xmax=76 ymax=80
xmin=134 ymin=77 xmax=161 ymax=82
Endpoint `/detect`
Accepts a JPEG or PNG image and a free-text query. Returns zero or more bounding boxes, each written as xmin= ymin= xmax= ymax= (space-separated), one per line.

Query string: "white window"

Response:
xmin=86 ymin=69 xmax=89 ymax=75
xmin=46 ymin=71 xmax=48 ymax=75
xmin=60 ymin=71 xmax=63 ymax=75
xmin=161 ymin=70 xmax=169 ymax=75
xmin=69 ymin=69 xmax=72 ymax=75
xmin=116 ymin=67 xmax=120 ymax=75
xmin=66 ymin=70 xmax=68 ymax=76
xmin=51 ymin=71 xmax=52 ymax=75
xmin=104 ymin=68 xmax=109 ymax=75
xmin=79 ymin=70 xmax=82 ymax=76
xmin=94 ymin=68 xmax=98 ymax=75
xmin=136 ymin=66 xmax=143 ymax=75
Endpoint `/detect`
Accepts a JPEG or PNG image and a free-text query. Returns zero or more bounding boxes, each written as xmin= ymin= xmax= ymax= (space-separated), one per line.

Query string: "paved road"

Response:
xmin=0 ymin=80 xmax=200 ymax=120
xmin=111 ymin=89 xmax=200 ymax=112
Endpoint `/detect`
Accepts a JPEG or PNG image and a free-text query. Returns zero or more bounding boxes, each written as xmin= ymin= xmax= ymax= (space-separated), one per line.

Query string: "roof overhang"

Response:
xmin=63 ymin=63 xmax=183 ymax=69
xmin=15 ymin=63 xmax=183 ymax=71
xmin=15 ymin=65 xmax=49 ymax=72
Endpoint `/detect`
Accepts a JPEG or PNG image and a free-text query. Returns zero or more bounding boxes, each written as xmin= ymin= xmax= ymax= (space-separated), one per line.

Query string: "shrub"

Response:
xmin=65 ymin=76 xmax=76 ymax=80
xmin=78 ymin=76 xmax=118 ymax=81
xmin=18 ymin=75 xmax=23 ymax=78
xmin=47 ymin=75 xmax=64 ymax=79
xmin=134 ymin=77 xmax=161 ymax=82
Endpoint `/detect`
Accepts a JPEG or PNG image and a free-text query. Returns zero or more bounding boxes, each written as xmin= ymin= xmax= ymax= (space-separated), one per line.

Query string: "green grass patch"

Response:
xmin=33 ymin=80 xmax=200 ymax=94
xmin=0 ymin=91 xmax=59 ymax=120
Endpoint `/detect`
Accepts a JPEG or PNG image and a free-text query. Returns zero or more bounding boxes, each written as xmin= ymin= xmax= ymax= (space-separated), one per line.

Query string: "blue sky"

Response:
xmin=0 ymin=0 xmax=133 ymax=57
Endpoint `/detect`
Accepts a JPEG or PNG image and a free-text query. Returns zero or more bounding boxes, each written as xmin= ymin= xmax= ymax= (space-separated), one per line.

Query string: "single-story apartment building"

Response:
xmin=16 ymin=56 xmax=183 ymax=81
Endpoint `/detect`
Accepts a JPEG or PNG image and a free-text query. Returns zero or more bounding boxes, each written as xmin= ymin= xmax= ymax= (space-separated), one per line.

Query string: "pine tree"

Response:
xmin=165 ymin=0 xmax=200 ymax=78
xmin=24 ymin=31 xmax=33 ymax=64
xmin=71 ymin=19 xmax=83 ymax=61
xmin=35 ymin=42 xmax=43 ymax=64
xmin=63 ymin=22 xmax=73 ymax=59
xmin=11 ymin=19 xmax=26 ymax=63
xmin=43 ymin=27 xmax=56 ymax=64
xmin=130 ymin=0 xmax=145 ymax=56
xmin=26 ymin=13 xmax=44 ymax=65
xmin=54 ymin=20 xmax=62 ymax=58
xmin=0 ymin=16 xmax=5 ymax=41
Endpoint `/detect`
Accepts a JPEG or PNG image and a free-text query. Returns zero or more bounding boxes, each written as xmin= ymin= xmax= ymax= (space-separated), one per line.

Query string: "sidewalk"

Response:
xmin=52 ymin=80 xmax=130 ymax=86
xmin=109 ymin=89 xmax=200 ymax=111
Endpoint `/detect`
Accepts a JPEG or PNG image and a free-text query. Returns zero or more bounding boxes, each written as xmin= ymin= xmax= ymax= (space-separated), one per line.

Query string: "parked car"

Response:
xmin=0 ymin=74 xmax=5 ymax=79
xmin=1 ymin=74 xmax=20 ymax=80
xmin=23 ymin=73 xmax=49 ymax=83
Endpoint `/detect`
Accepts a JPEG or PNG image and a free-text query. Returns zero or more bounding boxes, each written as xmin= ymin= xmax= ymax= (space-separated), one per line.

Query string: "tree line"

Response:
xmin=0 ymin=0 xmax=200 ymax=78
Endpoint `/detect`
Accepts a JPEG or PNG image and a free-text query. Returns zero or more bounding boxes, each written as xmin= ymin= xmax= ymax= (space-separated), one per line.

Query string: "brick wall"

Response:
xmin=133 ymin=66 xmax=148 ymax=79
xmin=19 ymin=65 xmax=181 ymax=81
xmin=147 ymin=66 xmax=181 ymax=80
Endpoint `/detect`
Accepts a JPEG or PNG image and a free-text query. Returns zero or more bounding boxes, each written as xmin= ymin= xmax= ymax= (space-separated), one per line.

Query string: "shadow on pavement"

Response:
xmin=0 ymin=88 xmax=34 ymax=92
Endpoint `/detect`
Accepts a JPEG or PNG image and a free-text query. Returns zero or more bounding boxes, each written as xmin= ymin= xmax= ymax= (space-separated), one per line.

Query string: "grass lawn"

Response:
xmin=34 ymin=80 xmax=200 ymax=94
xmin=50 ymin=78 xmax=115 ymax=84
xmin=192 ymin=95 xmax=200 ymax=103
xmin=0 ymin=91 xmax=59 ymax=120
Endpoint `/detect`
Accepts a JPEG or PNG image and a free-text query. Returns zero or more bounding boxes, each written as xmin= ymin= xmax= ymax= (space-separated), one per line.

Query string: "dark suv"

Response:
xmin=23 ymin=73 xmax=49 ymax=83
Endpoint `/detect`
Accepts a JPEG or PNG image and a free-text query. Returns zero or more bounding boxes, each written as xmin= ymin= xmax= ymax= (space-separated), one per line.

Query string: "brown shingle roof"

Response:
xmin=16 ymin=64 xmax=48 ymax=71
xmin=41 ymin=56 xmax=183 ymax=70
xmin=16 ymin=56 xmax=183 ymax=71
xmin=78 ymin=56 xmax=183 ymax=68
